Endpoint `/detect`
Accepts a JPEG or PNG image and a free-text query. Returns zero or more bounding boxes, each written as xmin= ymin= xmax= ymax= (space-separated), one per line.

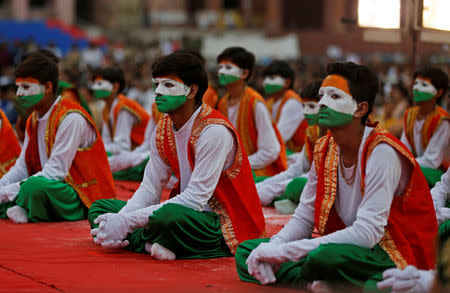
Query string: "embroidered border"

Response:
xmin=0 ymin=156 xmax=18 ymax=176
xmin=208 ymin=196 xmax=239 ymax=254
xmin=379 ymin=230 xmax=408 ymax=269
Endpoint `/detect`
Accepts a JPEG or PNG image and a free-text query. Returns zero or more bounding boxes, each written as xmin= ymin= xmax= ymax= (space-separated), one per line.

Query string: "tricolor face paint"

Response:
xmin=413 ymin=77 xmax=437 ymax=103
xmin=218 ymin=61 xmax=243 ymax=86
xmin=318 ymin=75 xmax=357 ymax=128
xmin=263 ymin=75 xmax=285 ymax=94
xmin=15 ymin=77 xmax=45 ymax=110
xmin=92 ymin=77 xmax=114 ymax=99
xmin=303 ymin=101 xmax=319 ymax=125
xmin=153 ymin=76 xmax=190 ymax=113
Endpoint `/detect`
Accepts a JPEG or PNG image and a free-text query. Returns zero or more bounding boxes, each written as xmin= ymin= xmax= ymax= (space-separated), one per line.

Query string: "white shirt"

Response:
xmin=102 ymin=97 xmax=139 ymax=154
xmin=271 ymin=126 xmax=411 ymax=256
xmin=108 ymin=117 xmax=156 ymax=172
xmin=0 ymin=97 xmax=97 ymax=198
xmin=271 ymin=98 xmax=304 ymax=143
xmin=432 ymin=168 xmax=450 ymax=225
xmin=118 ymin=106 xmax=236 ymax=226
xmin=228 ymin=101 xmax=280 ymax=170
xmin=400 ymin=119 xmax=450 ymax=169
xmin=256 ymin=147 xmax=310 ymax=205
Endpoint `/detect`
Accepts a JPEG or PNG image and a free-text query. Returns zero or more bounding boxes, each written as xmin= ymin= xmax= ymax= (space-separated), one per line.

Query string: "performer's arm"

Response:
xmin=0 ymin=133 xmax=29 ymax=186
xmin=277 ymin=99 xmax=304 ymax=142
xmin=104 ymin=109 xmax=137 ymax=154
xmin=416 ymin=120 xmax=450 ymax=169
xmin=248 ymin=102 xmax=280 ymax=169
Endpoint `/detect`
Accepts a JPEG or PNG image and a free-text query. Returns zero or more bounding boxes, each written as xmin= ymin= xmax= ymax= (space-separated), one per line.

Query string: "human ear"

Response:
xmin=354 ymin=101 xmax=369 ymax=118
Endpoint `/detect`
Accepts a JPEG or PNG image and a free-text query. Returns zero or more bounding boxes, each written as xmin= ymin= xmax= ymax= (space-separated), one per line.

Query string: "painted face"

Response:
xmin=92 ymin=77 xmax=114 ymax=99
xmin=303 ymin=101 xmax=319 ymax=125
xmin=15 ymin=77 xmax=45 ymax=110
xmin=413 ymin=77 xmax=437 ymax=103
xmin=153 ymin=76 xmax=190 ymax=113
xmin=318 ymin=75 xmax=357 ymax=128
xmin=218 ymin=61 xmax=243 ymax=86
xmin=263 ymin=75 xmax=285 ymax=94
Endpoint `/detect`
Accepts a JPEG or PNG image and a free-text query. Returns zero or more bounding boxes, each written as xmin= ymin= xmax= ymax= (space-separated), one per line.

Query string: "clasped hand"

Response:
xmin=90 ymin=213 xmax=132 ymax=248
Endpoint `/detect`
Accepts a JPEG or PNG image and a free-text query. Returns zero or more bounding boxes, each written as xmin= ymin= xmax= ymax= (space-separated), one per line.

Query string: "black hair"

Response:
xmin=152 ymin=52 xmax=208 ymax=106
xmin=175 ymin=49 xmax=206 ymax=65
xmin=326 ymin=62 xmax=379 ymax=125
xmin=300 ymin=80 xmax=323 ymax=101
xmin=15 ymin=51 xmax=59 ymax=95
xmin=263 ymin=61 xmax=295 ymax=89
xmin=94 ymin=68 xmax=126 ymax=93
xmin=217 ymin=47 xmax=255 ymax=82
xmin=414 ymin=67 xmax=449 ymax=101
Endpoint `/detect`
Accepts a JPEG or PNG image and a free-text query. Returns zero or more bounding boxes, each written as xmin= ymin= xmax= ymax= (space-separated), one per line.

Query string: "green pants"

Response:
xmin=112 ymin=158 xmax=149 ymax=181
xmin=273 ymin=177 xmax=308 ymax=204
xmin=421 ymin=167 xmax=444 ymax=188
xmin=235 ymin=238 xmax=395 ymax=290
xmin=0 ymin=176 xmax=87 ymax=222
xmin=88 ymin=199 xmax=232 ymax=259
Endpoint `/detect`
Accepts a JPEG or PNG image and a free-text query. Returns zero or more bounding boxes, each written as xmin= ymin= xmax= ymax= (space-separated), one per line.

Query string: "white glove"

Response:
xmin=252 ymin=261 xmax=277 ymax=285
xmin=0 ymin=182 xmax=20 ymax=203
xmin=436 ymin=207 xmax=450 ymax=226
xmin=256 ymin=183 xmax=274 ymax=206
xmin=377 ymin=265 xmax=435 ymax=293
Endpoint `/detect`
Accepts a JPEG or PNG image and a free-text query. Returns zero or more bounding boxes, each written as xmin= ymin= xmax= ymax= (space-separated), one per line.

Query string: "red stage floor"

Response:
xmin=0 ymin=181 xmax=302 ymax=293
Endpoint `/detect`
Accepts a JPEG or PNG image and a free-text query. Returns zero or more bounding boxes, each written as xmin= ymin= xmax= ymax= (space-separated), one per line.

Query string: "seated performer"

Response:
xmin=0 ymin=51 xmax=115 ymax=223
xmin=235 ymin=62 xmax=437 ymax=291
xmin=216 ymin=47 xmax=287 ymax=177
xmin=431 ymin=168 xmax=450 ymax=236
xmin=0 ymin=109 xmax=21 ymax=178
xmin=89 ymin=52 xmax=265 ymax=260
xmin=107 ymin=104 xmax=157 ymax=181
xmin=92 ymin=68 xmax=150 ymax=154
xmin=256 ymin=80 xmax=322 ymax=212
xmin=263 ymin=60 xmax=307 ymax=153
xmin=400 ymin=67 xmax=449 ymax=187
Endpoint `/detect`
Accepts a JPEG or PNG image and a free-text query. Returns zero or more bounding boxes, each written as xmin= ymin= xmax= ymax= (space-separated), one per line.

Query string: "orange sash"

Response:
xmin=0 ymin=110 xmax=21 ymax=178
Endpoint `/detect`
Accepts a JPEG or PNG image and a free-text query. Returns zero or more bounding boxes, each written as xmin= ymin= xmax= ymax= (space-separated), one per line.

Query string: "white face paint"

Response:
xmin=218 ymin=63 xmax=243 ymax=78
xmin=153 ymin=78 xmax=190 ymax=96
xmin=303 ymin=101 xmax=320 ymax=115
xmin=413 ymin=78 xmax=437 ymax=95
xmin=318 ymin=86 xmax=357 ymax=115
xmin=16 ymin=82 xmax=44 ymax=97
xmin=91 ymin=80 xmax=114 ymax=91
xmin=263 ymin=75 xmax=285 ymax=86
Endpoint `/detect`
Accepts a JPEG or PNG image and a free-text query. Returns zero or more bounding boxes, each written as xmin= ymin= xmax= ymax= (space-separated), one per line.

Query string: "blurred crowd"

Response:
xmin=1 ymin=38 xmax=449 ymax=139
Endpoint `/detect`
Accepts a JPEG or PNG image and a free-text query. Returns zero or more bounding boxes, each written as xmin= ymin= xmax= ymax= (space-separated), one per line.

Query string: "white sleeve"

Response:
xmin=105 ymin=109 xmax=138 ymax=154
xmin=400 ymin=130 xmax=412 ymax=152
xmin=139 ymin=125 xmax=234 ymax=212
xmin=119 ymin=130 xmax=172 ymax=214
xmin=270 ymin=161 xmax=317 ymax=243
xmin=33 ymin=113 xmax=97 ymax=181
xmin=277 ymin=99 xmax=304 ymax=142
xmin=108 ymin=118 xmax=155 ymax=172
xmin=256 ymin=148 xmax=309 ymax=202
xmin=248 ymin=102 xmax=281 ymax=169
xmin=432 ymin=168 xmax=450 ymax=209
xmin=280 ymin=144 xmax=402 ymax=256
xmin=0 ymin=133 xmax=29 ymax=186
xmin=416 ymin=121 xmax=450 ymax=169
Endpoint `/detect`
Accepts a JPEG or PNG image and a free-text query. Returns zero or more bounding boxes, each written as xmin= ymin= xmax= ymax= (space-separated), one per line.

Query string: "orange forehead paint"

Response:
xmin=415 ymin=76 xmax=432 ymax=83
xmin=94 ymin=76 xmax=105 ymax=82
xmin=154 ymin=75 xmax=183 ymax=83
xmin=16 ymin=77 xmax=40 ymax=84
xmin=321 ymin=75 xmax=351 ymax=96
xmin=219 ymin=60 xmax=237 ymax=66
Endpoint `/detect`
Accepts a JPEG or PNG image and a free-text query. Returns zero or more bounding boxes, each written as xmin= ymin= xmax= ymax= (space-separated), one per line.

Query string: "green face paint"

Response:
xmin=413 ymin=90 xmax=435 ymax=103
xmin=318 ymin=106 xmax=353 ymax=128
xmin=305 ymin=113 xmax=319 ymax=126
xmin=264 ymin=84 xmax=283 ymax=94
xmin=219 ymin=74 xmax=241 ymax=86
xmin=155 ymin=95 xmax=187 ymax=113
xmin=15 ymin=93 xmax=45 ymax=110
xmin=93 ymin=90 xmax=112 ymax=99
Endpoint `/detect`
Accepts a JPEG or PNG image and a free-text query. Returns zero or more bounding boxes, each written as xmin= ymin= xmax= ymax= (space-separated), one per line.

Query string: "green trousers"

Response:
xmin=0 ymin=176 xmax=87 ymax=222
xmin=235 ymin=238 xmax=395 ymax=291
xmin=88 ymin=199 xmax=232 ymax=259
xmin=421 ymin=167 xmax=444 ymax=188
xmin=253 ymin=173 xmax=308 ymax=205
xmin=112 ymin=158 xmax=149 ymax=181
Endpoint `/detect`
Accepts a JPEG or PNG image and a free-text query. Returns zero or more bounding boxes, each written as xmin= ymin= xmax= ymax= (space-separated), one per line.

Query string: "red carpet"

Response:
xmin=0 ymin=181 xmax=301 ymax=293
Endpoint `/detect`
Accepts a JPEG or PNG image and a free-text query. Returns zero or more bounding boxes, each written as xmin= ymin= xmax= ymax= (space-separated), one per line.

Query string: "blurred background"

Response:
xmin=0 ymin=0 xmax=449 ymax=137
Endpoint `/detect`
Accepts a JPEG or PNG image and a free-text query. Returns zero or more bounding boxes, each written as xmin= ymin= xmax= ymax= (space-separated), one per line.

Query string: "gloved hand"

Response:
xmin=436 ymin=207 xmax=450 ymax=226
xmin=377 ymin=265 xmax=435 ymax=293
xmin=252 ymin=261 xmax=277 ymax=285
xmin=0 ymin=182 xmax=20 ymax=203
xmin=91 ymin=213 xmax=135 ymax=248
